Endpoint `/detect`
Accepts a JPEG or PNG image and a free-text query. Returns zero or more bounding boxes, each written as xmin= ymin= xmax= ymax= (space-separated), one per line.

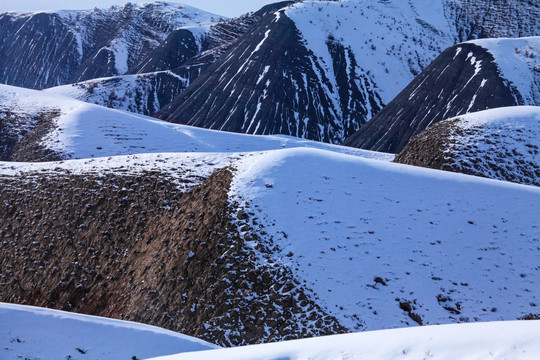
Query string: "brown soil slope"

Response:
xmin=0 ymin=166 xmax=345 ymax=346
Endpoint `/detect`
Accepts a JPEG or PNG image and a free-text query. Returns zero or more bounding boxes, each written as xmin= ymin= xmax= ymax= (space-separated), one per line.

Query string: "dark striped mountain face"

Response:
xmin=0 ymin=2 xmax=219 ymax=89
xmin=344 ymin=37 xmax=540 ymax=153
xmin=156 ymin=7 xmax=382 ymax=143
xmin=343 ymin=43 xmax=518 ymax=153
xmin=157 ymin=0 xmax=539 ymax=144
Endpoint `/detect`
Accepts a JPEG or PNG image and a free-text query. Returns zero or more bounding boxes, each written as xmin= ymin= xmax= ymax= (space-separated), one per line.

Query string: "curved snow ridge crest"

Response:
xmin=0 ymin=302 xmax=217 ymax=360
xmin=147 ymin=320 xmax=540 ymax=360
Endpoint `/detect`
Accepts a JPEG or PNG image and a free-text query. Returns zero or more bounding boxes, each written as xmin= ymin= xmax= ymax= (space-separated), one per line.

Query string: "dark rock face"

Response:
xmin=157 ymin=10 xmax=379 ymax=144
xmin=0 ymin=166 xmax=346 ymax=346
xmin=40 ymin=3 xmax=292 ymax=116
xmin=343 ymin=43 xmax=519 ymax=153
xmin=156 ymin=0 xmax=539 ymax=144
xmin=0 ymin=3 xmax=215 ymax=89
xmin=130 ymin=29 xmax=200 ymax=74
xmin=0 ymin=12 xmax=80 ymax=90
xmin=446 ymin=0 xmax=540 ymax=42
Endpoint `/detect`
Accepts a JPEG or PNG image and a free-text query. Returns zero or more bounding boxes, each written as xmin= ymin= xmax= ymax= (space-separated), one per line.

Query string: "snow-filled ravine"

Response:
xmin=0 ymin=84 xmax=392 ymax=161
xmin=0 ymin=303 xmax=216 ymax=360
xmin=148 ymin=320 xmax=540 ymax=360
xmin=229 ymin=147 xmax=540 ymax=332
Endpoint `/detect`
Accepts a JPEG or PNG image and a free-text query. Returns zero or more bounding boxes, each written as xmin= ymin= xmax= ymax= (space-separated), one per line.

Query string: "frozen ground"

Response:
xmin=447 ymin=106 xmax=540 ymax=186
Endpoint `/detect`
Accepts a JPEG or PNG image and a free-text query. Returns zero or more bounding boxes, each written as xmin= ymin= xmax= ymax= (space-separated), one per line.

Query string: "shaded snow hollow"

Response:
xmin=0 ymin=303 xmax=216 ymax=360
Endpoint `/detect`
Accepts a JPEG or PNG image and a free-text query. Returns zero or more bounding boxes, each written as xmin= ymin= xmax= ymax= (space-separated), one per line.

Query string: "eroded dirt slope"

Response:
xmin=0 ymin=166 xmax=344 ymax=346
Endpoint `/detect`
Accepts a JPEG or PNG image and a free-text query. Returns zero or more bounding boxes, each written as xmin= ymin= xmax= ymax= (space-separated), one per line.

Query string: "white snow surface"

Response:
xmin=0 ymin=302 xmax=217 ymax=360
xmin=0 ymin=84 xmax=393 ymax=161
xmin=453 ymin=105 xmax=540 ymax=130
xmin=470 ymin=37 xmax=540 ymax=105
xmin=229 ymin=147 xmax=540 ymax=332
xmin=150 ymin=320 xmax=540 ymax=360
xmin=286 ymin=0 xmax=456 ymax=104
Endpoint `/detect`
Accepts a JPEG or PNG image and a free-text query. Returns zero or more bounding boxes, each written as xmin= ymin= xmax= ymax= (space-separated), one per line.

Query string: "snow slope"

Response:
xmin=228 ymin=147 xmax=540 ymax=332
xmin=0 ymin=84 xmax=392 ymax=160
xmin=471 ymin=36 xmax=540 ymax=105
xmin=0 ymin=302 xmax=216 ymax=360
xmin=394 ymin=106 xmax=540 ymax=186
xmin=288 ymin=0 xmax=539 ymax=106
xmin=286 ymin=0 xmax=454 ymax=105
xmin=150 ymin=320 xmax=540 ymax=360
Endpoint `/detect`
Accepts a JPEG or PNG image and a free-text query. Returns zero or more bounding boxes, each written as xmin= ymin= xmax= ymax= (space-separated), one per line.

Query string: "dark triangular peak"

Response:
xmin=157 ymin=4 xmax=380 ymax=143
xmin=343 ymin=42 xmax=520 ymax=153
xmin=130 ymin=2 xmax=294 ymax=77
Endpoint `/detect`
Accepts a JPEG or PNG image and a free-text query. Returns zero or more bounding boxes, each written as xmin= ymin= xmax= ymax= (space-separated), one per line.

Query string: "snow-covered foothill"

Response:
xmin=148 ymin=320 xmax=540 ymax=360
xmin=229 ymin=147 xmax=540 ymax=331
xmin=0 ymin=302 xmax=217 ymax=360
xmin=470 ymin=36 xmax=540 ymax=105
xmin=0 ymin=84 xmax=393 ymax=161
xmin=447 ymin=106 xmax=540 ymax=185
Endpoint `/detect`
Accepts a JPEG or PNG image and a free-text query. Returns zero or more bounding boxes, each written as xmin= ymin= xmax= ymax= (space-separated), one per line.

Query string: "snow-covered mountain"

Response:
xmin=0 ymin=2 xmax=220 ymax=89
xmin=0 ymin=303 xmax=216 ymax=360
xmin=1 ymin=1 xmax=539 ymax=356
xmin=395 ymin=106 xmax=540 ymax=186
xmin=345 ymin=36 xmax=540 ymax=153
xmin=157 ymin=0 xmax=539 ymax=144
xmin=43 ymin=3 xmax=293 ymax=116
